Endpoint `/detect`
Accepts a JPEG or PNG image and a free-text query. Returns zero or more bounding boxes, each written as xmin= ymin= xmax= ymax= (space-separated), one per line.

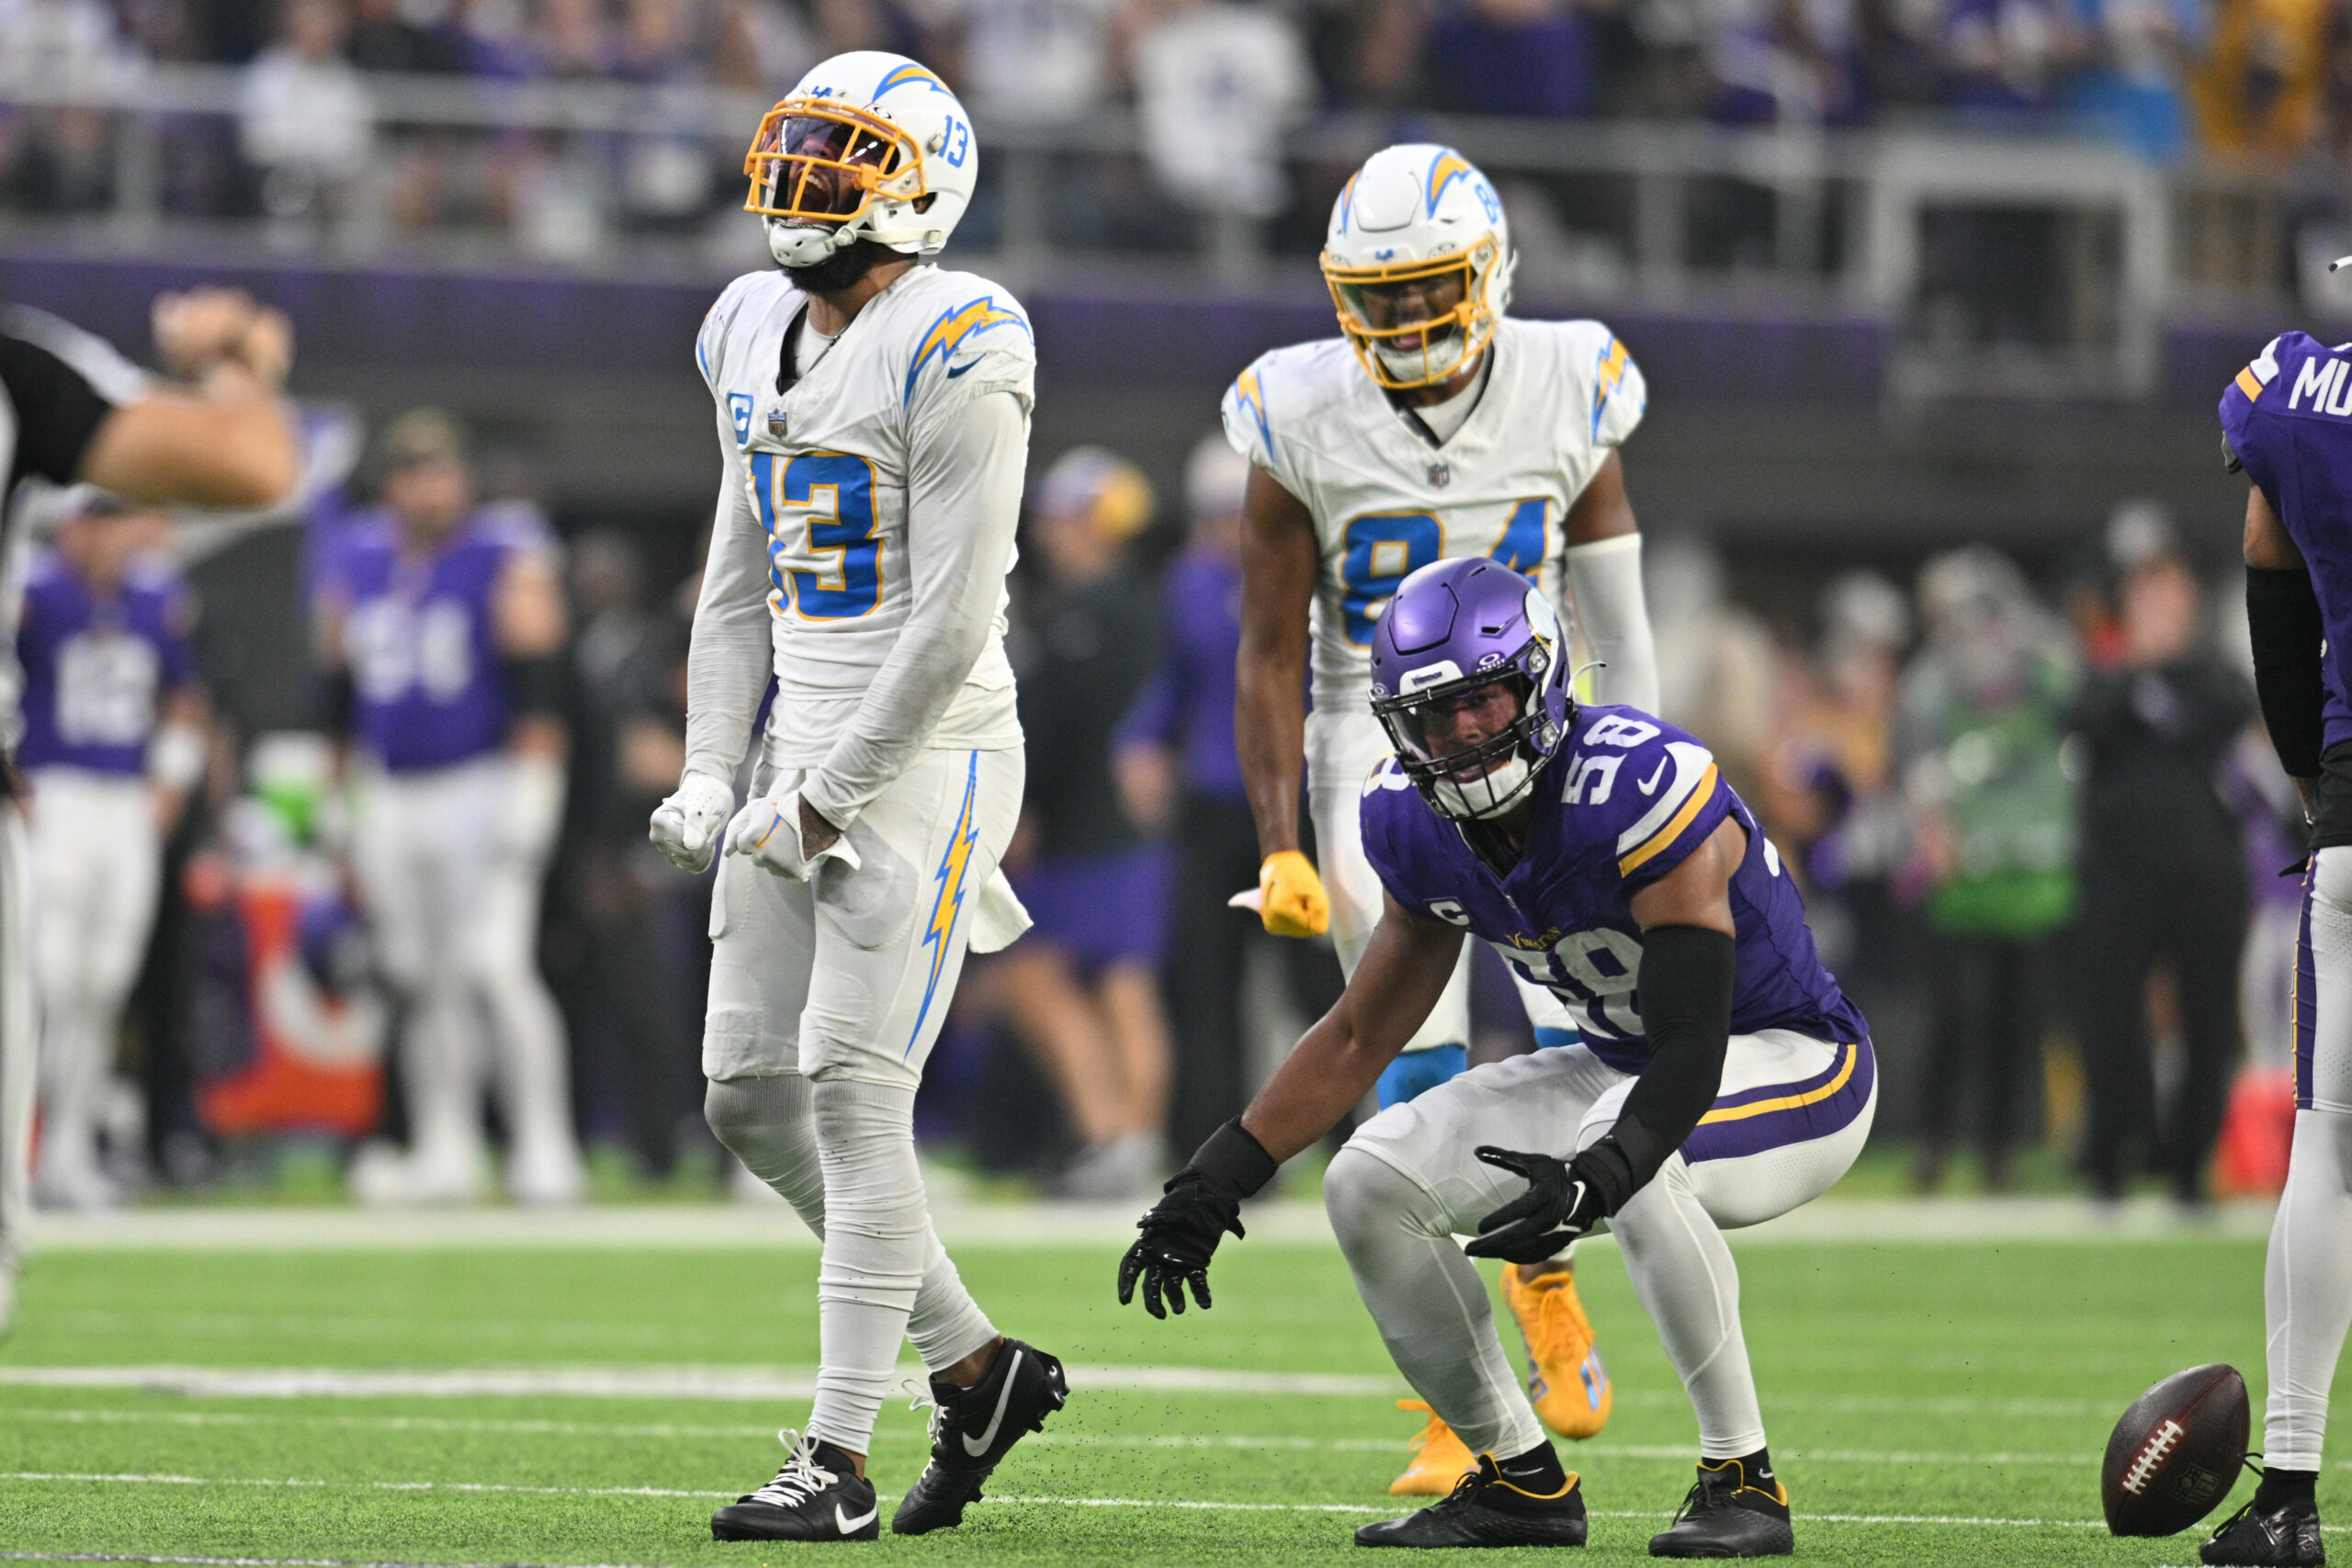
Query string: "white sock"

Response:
xmin=705 ymin=1074 xmax=995 ymax=1374
xmin=1324 ymin=1145 xmax=1546 ymax=1460
xmin=806 ymin=1076 xmax=949 ymax=1452
xmin=2266 ymin=1109 xmax=2352 ymax=1471
xmin=1611 ymin=1155 xmax=1766 ymax=1460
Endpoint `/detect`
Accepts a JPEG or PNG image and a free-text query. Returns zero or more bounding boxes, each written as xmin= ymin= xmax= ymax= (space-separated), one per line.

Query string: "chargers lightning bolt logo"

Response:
xmin=907 ymin=752 xmax=982 ymax=1056
xmin=904 ymin=297 xmax=1028 ymax=406
xmin=1425 ymin=150 xmax=1474 ymax=216
xmin=876 ymin=62 xmax=948 ymax=96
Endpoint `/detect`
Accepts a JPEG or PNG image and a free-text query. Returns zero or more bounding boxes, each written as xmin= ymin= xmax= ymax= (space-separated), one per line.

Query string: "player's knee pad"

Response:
xmin=1324 ymin=1145 xmax=1450 ymax=1255
xmin=704 ymin=1074 xmax=825 ymax=1224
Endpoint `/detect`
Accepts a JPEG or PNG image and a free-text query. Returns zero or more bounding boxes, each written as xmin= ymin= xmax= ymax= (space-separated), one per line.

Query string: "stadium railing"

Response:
xmin=0 ymin=65 xmax=2314 ymax=396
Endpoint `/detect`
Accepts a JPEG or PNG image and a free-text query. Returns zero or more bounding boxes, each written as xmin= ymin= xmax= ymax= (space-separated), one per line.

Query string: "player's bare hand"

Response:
xmin=797 ymin=795 xmax=842 ymax=857
xmin=1116 ymin=1172 xmax=1244 ymax=1319
xmin=1258 ymin=850 xmax=1329 ymax=938
xmin=153 ymin=288 xmax=293 ymax=390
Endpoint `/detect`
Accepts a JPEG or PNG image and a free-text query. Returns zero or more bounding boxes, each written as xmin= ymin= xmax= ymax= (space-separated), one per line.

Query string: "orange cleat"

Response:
xmin=1389 ymin=1399 xmax=1479 ymax=1496
xmin=1505 ymin=1262 xmax=1612 ymax=1440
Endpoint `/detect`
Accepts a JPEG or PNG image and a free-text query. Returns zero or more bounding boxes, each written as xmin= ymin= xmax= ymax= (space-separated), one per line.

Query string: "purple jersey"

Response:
xmin=16 ymin=549 xmax=195 ymax=775
xmin=2222 ymin=333 xmax=2352 ymax=750
xmin=1360 ymin=704 xmax=1869 ymax=1074
xmin=330 ymin=507 xmax=548 ymax=773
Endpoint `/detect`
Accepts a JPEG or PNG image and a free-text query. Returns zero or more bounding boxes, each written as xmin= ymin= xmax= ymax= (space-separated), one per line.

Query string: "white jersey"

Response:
xmin=695 ymin=264 xmax=1034 ymax=767
xmin=1220 ymin=315 xmax=1645 ymax=715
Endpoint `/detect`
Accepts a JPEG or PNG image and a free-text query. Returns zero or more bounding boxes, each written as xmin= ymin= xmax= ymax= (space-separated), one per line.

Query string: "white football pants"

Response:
xmin=1326 ymin=1032 xmax=1876 ymax=1462
xmin=350 ymin=755 xmax=576 ymax=1182
xmin=2264 ymin=844 xmax=2352 ymax=1471
xmin=1307 ymin=709 xmax=1574 ymax=1047
xmin=701 ymin=745 xmax=1021 ymax=1454
xmin=26 ymin=770 xmax=160 ymax=1189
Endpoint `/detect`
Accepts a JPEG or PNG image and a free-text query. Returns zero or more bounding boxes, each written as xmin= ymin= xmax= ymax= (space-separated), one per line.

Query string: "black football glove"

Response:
xmin=1116 ymin=1119 xmax=1277 ymax=1319
xmin=1464 ymin=1138 xmax=1637 ymax=1264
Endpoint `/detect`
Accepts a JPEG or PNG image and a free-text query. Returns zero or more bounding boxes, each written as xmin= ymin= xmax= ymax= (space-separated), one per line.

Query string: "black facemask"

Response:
xmin=783 ymin=235 xmax=897 ymax=297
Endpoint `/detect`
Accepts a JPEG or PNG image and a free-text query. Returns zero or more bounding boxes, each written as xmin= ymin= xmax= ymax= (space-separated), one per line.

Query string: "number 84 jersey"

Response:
xmin=1359 ymin=704 xmax=1870 ymax=1075
xmin=1220 ymin=316 xmax=1644 ymax=716
xmin=695 ymin=264 xmax=1035 ymax=763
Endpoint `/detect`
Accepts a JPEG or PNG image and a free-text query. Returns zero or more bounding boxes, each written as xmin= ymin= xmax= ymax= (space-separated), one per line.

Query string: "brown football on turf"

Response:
xmin=2102 ymin=1364 xmax=2250 ymax=1536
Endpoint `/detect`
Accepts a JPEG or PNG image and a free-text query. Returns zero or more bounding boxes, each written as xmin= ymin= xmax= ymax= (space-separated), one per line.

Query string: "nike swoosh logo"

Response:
xmin=946 ymin=359 xmax=978 ymax=378
xmin=835 ymin=1503 xmax=876 ymax=1534
xmin=1637 ymin=758 xmax=1668 ymax=795
xmin=962 ymin=1348 xmax=1025 ymax=1456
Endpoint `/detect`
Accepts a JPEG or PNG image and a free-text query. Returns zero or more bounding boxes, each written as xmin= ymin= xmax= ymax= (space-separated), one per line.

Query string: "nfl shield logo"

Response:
xmin=1427 ymin=461 xmax=1451 ymax=488
xmin=766 ymin=407 xmax=788 ymax=438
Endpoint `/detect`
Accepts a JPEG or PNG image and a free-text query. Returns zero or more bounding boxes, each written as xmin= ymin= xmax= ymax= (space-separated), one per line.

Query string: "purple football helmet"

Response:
xmin=1369 ymin=558 xmax=1574 ymax=821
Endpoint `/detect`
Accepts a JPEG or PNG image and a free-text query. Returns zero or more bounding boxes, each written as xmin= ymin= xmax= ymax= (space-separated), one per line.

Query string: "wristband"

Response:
xmin=1185 ymin=1118 xmax=1278 ymax=1203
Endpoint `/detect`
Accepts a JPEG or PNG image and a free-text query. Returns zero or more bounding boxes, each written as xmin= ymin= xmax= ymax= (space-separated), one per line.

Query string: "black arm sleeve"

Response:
xmin=2248 ymin=565 xmax=2326 ymax=780
xmin=0 ymin=331 xmax=119 ymax=494
xmin=1596 ymin=923 xmax=1737 ymax=1201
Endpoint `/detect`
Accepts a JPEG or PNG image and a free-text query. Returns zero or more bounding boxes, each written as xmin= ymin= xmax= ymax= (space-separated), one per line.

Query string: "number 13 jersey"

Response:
xmin=1220 ymin=315 xmax=1645 ymax=716
xmin=695 ymin=263 xmax=1034 ymax=766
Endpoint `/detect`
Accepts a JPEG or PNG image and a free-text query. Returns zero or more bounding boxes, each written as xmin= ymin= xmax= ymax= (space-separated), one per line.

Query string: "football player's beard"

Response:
xmin=784 ymin=235 xmax=898 ymax=297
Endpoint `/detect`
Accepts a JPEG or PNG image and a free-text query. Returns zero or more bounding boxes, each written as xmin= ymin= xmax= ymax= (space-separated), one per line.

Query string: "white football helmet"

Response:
xmin=743 ymin=51 xmax=979 ymax=269
xmin=1321 ymin=144 xmax=1515 ymax=390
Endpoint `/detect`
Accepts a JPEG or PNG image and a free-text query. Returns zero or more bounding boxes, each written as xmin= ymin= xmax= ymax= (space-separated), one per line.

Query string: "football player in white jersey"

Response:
xmin=1225 ymin=143 xmax=1658 ymax=1490
xmin=646 ymin=51 xmax=1066 ymax=1543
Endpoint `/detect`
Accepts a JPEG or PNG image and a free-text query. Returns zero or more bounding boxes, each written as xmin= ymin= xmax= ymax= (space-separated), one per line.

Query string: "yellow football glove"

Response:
xmin=1259 ymin=851 xmax=1330 ymax=939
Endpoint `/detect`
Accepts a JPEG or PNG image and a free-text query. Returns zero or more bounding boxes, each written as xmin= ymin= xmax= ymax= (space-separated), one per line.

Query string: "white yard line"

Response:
xmin=0 ymin=1407 xmax=2127 ymax=1467
xmin=0 ymin=1363 xmax=1400 ymax=1400
xmin=20 ymin=1195 xmax=2278 ymax=1252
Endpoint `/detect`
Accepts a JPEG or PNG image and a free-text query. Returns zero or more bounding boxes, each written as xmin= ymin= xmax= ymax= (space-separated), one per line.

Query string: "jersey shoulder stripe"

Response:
xmin=1613 ymin=739 xmax=1718 ymax=872
xmin=1221 ymin=338 xmax=1365 ymax=470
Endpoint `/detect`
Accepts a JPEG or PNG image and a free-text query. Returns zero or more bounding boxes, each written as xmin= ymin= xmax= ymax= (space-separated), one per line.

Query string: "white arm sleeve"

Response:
xmin=682 ymin=407 xmax=775 ymax=784
xmin=1566 ymin=532 xmax=1659 ymax=714
xmin=799 ymin=389 xmax=1027 ymax=829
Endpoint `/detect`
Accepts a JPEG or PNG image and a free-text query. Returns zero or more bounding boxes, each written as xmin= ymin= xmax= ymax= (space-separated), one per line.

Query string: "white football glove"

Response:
xmin=649 ymin=771 xmax=735 ymax=873
xmin=727 ymin=789 xmax=862 ymax=883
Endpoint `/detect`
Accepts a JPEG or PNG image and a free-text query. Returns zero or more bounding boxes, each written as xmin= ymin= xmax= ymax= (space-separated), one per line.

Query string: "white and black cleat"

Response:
xmin=891 ymin=1337 xmax=1069 ymax=1535
xmin=711 ymin=1428 xmax=879 ymax=1542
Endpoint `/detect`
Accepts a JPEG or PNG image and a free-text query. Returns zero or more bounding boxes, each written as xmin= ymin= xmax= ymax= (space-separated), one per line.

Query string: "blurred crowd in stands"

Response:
xmin=4 ymin=0 xmax=2350 ymax=242
xmin=33 ymin=390 xmax=2311 ymax=1211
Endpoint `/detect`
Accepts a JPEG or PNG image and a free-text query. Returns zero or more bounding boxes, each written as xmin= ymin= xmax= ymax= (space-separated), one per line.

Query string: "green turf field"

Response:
xmin=0 ymin=1218 xmax=2322 ymax=1565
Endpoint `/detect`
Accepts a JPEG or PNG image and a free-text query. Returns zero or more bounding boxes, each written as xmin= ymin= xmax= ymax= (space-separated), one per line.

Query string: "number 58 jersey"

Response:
xmin=695 ymin=264 xmax=1035 ymax=766
xmin=1359 ymin=704 xmax=1870 ymax=1074
xmin=1220 ymin=316 xmax=1645 ymax=716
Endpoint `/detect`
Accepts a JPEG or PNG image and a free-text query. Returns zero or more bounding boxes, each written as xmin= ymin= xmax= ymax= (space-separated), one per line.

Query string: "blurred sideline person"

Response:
xmin=1225 ymin=141 xmax=1657 ymax=1488
xmin=998 ymin=446 xmax=1171 ymax=1200
xmin=21 ymin=491 xmax=206 ymax=1210
xmin=2211 ymin=329 xmax=2352 ymax=1566
xmin=1119 ymin=559 xmax=1874 ymax=1557
xmin=645 ymin=51 xmax=1067 ymax=1543
xmin=1116 ymin=434 xmax=1338 ymax=1153
xmin=316 ymin=409 xmax=582 ymax=1207
xmin=0 ymin=286 xmax=299 ymax=1335
xmin=1895 ymin=548 xmax=2077 ymax=1192
xmin=2068 ymin=531 xmax=2252 ymax=1206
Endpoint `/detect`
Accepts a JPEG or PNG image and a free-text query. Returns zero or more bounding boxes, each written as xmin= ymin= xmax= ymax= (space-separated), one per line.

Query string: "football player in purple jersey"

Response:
xmin=2204 ymin=327 xmax=2352 ymax=1566
xmin=314 ymin=410 xmax=582 ymax=1207
xmin=1118 ymin=558 xmax=1876 ymax=1557
xmin=18 ymin=491 xmax=206 ymax=1211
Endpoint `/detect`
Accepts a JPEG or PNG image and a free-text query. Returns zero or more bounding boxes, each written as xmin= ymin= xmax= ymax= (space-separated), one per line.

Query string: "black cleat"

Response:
xmin=1649 ymin=1458 xmax=1793 ymax=1558
xmin=1355 ymin=1453 xmax=1589 ymax=1548
xmin=711 ymin=1429 xmax=879 ymax=1541
xmin=2203 ymin=1496 xmax=2325 ymax=1565
xmin=891 ymin=1337 xmax=1069 ymax=1535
